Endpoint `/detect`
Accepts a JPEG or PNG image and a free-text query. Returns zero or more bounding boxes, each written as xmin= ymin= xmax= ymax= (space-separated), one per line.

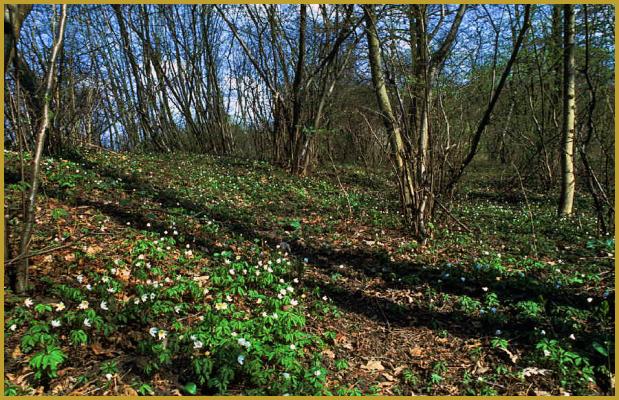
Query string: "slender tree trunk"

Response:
xmin=15 ymin=5 xmax=68 ymax=294
xmin=4 ymin=5 xmax=32 ymax=72
xmin=290 ymin=4 xmax=306 ymax=174
xmin=364 ymin=5 xmax=415 ymax=223
xmin=558 ymin=4 xmax=576 ymax=216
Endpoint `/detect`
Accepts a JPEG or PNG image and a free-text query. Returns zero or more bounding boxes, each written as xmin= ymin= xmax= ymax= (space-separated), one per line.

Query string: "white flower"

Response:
xmin=569 ymin=334 xmax=576 ymax=340
xmin=149 ymin=327 xmax=159 ymax=337
xmin=543 ymin=349 xmax=551 ymax=357
xmin=141 ymin=294 xmax=148 ymax=302
xmin=314 ymin=370 xmax=321 ymax=376
xmin=229 ymin=269 xmax=235 ymax=275
xmin=158 ymin=330 xmax=167 ymax=340
xmin=146 ymin=223 xmax=151 ymax=227
xmin=149 ymin=293 xmax=155 ymax=300
xmin=277 ymin=293 xmax=284 ymax=299
xmin=290 ymin=344 xmax=296 ymax=350
xmin=587 ymin=297 xmax=593 ymax=303
xmin=193 ymin=340 xmax=204 ymax=349
xmin=9 ymin=324 xmax=17 ymax=331
xmin=237 ymin=354 xmax=245 ymax=365
xmin=280 ymin=289 xmax=287 ymax=296
xmin=101 ymin=276 xmax=110 ymax=283
xmin=256 ymin=298 xmax=262 ymax=304
xmin=482 ymin=287 xmax=489 ymax=292
xmin=293 ymin=278 xmax=299 ymax=284
xmin=133 ymin=298 xmax=140 ymax=305
xmin=107 ymin=287 xmax=116 ymax=293
xmin=105 ymin=373 xmax=113 ymax=381
xmin=24 ymin=298 xmax=34 ymax=308
xmin=261 ymin=312 xmax=267 ymax=317
xmin=76 ymin=275 xmax=84 ymax=283
xmin=286 ymin=286 xmax=293 ymax=293
xmin=282 ymin=372 xmax=290 ymax=379
xmin=495 ymin=329 xmax=502 ymax=335
xmin=51 ymin=319 xmax=61 ymax=328
xmin=272 ymin=312 xmax=279 ymax=319
xmin=224 ymin=259 xmax=231 ymax=265
xmin=290 ymin=299 xmax=299 ymax=306
xmin=55 ymin=302 xmax=66 ymax=311
xmin=215 ymin=303 xmax=228 ymax=311
xmin=276 ymin=258 xmax=282 ymax=264
xmin=83 ymin=318 xmax=92 ymax=327
xmin=78 ymin=300 xmax=89 ymax=310
xmin=267 ymin=267 xmax=273 ymax=273
xmin=86 ymin=284 xmax=93 ymax=291
xmin=174 ymin=305 xmax=181 ymax=314
xmin=238 ymin=338 xmax=251 ymax=348
xmin=322 ymin=296 xmax=328 ymax=301
xmin=110 ymin=268 xmax=117 ymax=274
xmin=100 ymin=301 xmax=109 ymax=311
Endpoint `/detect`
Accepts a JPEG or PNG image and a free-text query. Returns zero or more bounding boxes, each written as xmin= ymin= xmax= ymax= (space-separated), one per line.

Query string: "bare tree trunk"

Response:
xmin=290 ymin=4 xmax=306 ymax=174
xmin=15 ymin=5 xmax=68 ymax=294
xmin=558 ymin=4 xmax=576 ymax=216
xmin=4 ymin=5 xmax=32 ymax=72
xmin=364 ymin=5 xmax=415 ymax=224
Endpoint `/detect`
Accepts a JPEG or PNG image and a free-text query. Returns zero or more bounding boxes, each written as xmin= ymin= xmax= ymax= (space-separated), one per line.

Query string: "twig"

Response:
xmin=423 ymin=188 xmax=473 ymax=234
xmin=4 ymin=231 xmax=110 ymax=265
xmin=5 ymin=242 xmax=75 ymax=265
xmin=373 ymin=298 xmax=391 ymax=333
xmin=512 ymin=162 xmax=537 ymax=256
xmin=326 ymin=151 xmax=354 ymax=220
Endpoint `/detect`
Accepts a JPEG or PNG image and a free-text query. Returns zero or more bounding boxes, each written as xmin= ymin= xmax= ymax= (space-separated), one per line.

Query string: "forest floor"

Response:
xmin=4 ymin=148 xmax=615 ymax=395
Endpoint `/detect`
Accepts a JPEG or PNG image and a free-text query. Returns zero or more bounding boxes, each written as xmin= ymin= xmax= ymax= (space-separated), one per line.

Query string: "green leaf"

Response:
xmin=592 ymin=341 xmax=609 ymax=357
xmin=183 ymin=382 xmax=197 ymax=395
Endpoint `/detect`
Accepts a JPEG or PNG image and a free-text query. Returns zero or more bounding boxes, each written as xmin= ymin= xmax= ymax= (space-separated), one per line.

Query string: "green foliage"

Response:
xmin=515 ymin=300 xmax=543 ymax=319
xmin=535 ymin=338 xmax=595 ymax=392
xmin=29 ymin=345 xmax=67 ymax=381
xmin=458 ymin=295 xmax=481 ymax=314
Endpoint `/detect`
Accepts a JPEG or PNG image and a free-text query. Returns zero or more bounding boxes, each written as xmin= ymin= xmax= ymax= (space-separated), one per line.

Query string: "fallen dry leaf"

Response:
xmin=322 ymin=349 xmax=336 ymax=359
xmin=522 ymin=367 xmax=551 ymax=377
xmin=123 ymin=386 xmax=139 ymax=396
xmin=393 ymin=365 xmax=408 ymax=376
xmin=382 ymin=372 xmax=396 ymax=381
xmin=11 ymin=346 xmax=22 ymax=358
xmin=86 ymin=245 xmax=103 ymax=255
xmin=409 ymin=347 xmax=423 ymax=357
xmin=361 ymin=360 xmax=385 ymax=371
